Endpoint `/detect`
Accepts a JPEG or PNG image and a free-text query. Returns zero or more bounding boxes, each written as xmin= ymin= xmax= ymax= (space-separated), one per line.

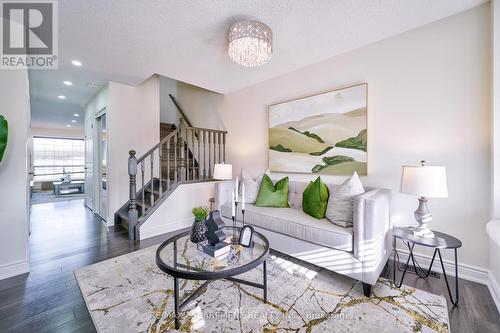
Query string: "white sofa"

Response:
xmin=215 ymin=180 xmax=392 ymax=297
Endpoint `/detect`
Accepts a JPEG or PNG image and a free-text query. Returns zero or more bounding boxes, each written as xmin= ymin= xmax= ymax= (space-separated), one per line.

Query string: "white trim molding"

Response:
xmin=0 ymin=259 xmax=29 ymax=280
xmin=139 ymin=218 xmax=192 ymax=240
xmin=396 ymin=250 xmax=489 ymax=285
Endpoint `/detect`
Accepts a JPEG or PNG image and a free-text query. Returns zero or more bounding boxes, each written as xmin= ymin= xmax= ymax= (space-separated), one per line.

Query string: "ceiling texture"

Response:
xmin=30 ymin=0 xmax=487 ymax=130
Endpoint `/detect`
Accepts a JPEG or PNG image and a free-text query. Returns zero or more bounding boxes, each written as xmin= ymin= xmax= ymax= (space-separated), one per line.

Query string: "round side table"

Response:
xmin=391 ymin=227 xmax=462 ymax=306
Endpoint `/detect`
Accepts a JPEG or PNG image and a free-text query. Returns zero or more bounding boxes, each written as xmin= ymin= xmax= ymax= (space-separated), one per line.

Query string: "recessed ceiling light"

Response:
xmin=71 ymin=60 xmax=82 ymax=66
xmin=57 ymin=95 xmax=66 ymax=99
xmin=66 ymin=124 xmax=71 ymax=127
xmin=63 ymin=81 xmax=73 ymax=86
xmin=71 ymin=120 xmax=77 ymax=123
xmin=74 ymin=113 xmax=80 ymax=117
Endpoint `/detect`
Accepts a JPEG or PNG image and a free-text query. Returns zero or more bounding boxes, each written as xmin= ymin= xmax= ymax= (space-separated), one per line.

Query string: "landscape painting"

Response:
xmin=268 ymin=84 xmax=367 ymax=175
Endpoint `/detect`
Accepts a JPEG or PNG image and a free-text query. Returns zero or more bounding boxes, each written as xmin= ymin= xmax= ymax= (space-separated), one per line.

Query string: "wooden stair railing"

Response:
xmin=117 ymin=120 xmax=227 ymax=240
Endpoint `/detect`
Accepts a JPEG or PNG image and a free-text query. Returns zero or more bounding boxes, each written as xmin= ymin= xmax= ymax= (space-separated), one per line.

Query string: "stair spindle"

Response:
xmin=158 ymin=144 xmax=162 ymax=196
xmin=141 ymin=160 xmax=145 ymax=215
xmin=197 ymin=130 xmax=201 ymax=180
xmin=208 ymin=132 xmax=212 ymax=178
xmin=191 ymin=129 xmax=195 ymax=180
xmin=150 ymin=153 xmax=154 ymax=206
xmin=223 ymin=132 xmax=226 ymax=163
xmin=166 ymin=137 xmax=170 ymax=190
xmin=174 ymin=133 xmax=178 ymax=183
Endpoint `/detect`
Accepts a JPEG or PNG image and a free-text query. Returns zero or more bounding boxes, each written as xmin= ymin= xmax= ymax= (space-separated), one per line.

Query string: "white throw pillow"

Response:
xmin=325 ymin=172 xmax=365 ymax=228
xmin=240 ymin=170 xmax=263 ymax=204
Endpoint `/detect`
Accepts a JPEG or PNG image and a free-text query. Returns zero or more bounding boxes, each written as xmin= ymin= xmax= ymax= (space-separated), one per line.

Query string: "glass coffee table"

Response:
xmin=155 ymin=226 xmax=270 ymax=329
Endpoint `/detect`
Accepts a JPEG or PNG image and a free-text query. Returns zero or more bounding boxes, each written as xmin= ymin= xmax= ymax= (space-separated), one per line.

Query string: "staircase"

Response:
xmin=114 ymin=97 xmax=227 ymax=241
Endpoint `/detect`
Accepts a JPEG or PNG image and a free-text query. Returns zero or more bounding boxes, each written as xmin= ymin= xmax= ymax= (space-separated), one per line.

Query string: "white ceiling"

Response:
xmin=30 ymin=0 xmax=487 ymax=129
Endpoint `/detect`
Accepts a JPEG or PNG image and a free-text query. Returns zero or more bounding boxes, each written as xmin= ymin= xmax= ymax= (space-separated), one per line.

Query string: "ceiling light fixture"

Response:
xmin=57 ymin=95 xmax=66 ymax=99
xmin=66 ymin=124 xmax=71 ymax=127
xmin=63 ymin=81 xmax=73 ymax=86
xmin=228 ymin=20 xmax=273 ymax=68
xmin=74 ymin=113 xmax=80 ymax=117
xmin=71 ymin=60 xmax=82 ymax=66
xmin=71 ymin=120 xmax=76 ymax=123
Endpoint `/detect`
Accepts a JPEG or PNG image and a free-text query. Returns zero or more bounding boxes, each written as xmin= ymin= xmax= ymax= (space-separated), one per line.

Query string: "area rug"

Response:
xmin=31 ymin=190 xmax=84 ymax=204
xmin=75 ymin=244 xmax=450 ymax=333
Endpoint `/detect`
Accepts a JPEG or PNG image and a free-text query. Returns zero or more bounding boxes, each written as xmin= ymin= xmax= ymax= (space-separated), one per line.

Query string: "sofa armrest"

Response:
xmin=215 ymin=180 xmax=235 ymax=211
xmin=353 ymin=189 xmax=392 ymax=266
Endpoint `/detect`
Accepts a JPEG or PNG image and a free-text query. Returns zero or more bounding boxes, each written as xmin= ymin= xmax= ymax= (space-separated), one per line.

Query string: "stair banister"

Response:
xmin=121 ymin=123 xmax=227 ymax=241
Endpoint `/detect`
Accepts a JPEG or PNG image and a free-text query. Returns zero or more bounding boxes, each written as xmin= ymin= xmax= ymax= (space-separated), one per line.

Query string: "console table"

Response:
xmin=52 ymin=180 xmax=85 ymax=196
xmin=392 ymin=227 xmax=462 ymax=306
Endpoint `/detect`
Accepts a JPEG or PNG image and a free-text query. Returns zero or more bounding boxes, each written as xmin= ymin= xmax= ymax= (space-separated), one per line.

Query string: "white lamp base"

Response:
xmin=410 ymin=226 xmax=435 ymax=238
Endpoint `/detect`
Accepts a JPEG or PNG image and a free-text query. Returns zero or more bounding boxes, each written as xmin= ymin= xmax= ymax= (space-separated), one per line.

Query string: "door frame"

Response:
xmin=94 ymin=108 xmax=108 ymax=222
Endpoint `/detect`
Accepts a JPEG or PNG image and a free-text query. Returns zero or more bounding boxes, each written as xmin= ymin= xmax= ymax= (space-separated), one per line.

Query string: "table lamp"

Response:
xmin=213 ymin=163 xmax=233 ymax=180
xmin=400 ymin=160 xmax=448 ymax=238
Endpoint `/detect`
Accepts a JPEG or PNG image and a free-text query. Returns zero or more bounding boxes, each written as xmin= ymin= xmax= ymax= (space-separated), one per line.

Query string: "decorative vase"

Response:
xmin=190 ymin=219 xmax=207 ymax=243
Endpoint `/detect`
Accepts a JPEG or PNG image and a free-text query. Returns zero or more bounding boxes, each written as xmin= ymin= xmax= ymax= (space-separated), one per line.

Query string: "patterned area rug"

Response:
xmin=75 ymin=245 xmax=450 ymax=333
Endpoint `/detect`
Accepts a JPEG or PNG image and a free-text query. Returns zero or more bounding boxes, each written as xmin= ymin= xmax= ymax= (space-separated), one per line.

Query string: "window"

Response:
xmin=33 ymin=137 xmax=85 ymax=182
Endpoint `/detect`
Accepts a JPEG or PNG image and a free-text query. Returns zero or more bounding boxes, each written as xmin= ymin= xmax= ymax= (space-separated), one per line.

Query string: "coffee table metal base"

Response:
xmin=172 ymin=260 xmax=267 ymax=330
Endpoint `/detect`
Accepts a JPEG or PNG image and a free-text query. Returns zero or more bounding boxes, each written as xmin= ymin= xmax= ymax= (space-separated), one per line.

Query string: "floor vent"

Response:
xmin=399 ymin=263 xmax=440 ymax=279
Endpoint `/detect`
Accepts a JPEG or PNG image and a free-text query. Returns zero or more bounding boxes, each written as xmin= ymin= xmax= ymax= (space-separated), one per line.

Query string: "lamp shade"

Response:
xmin=213 ymin=163 xmax=233 ymax=180
xmin=400 ymin=165 xmax=448 ymax=198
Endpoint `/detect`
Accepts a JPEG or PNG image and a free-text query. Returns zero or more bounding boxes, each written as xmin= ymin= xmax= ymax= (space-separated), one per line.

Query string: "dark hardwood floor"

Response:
xmin=0 ymin=199 xmax=498 ymax=332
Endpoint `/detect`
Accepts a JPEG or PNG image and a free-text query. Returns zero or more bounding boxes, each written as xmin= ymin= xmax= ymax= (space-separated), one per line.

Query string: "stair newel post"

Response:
xmin=127 ymin=150 xmax=138 ymax=241
xmin=223 ymin=132 xmax=226 ymax=163
xmin=150 ymin=152 xmax=155 ymax=206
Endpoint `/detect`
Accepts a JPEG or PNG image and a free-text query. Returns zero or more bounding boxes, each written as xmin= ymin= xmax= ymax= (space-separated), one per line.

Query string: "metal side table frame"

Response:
xmin=392 ymin=227 xmax=462 ymax=306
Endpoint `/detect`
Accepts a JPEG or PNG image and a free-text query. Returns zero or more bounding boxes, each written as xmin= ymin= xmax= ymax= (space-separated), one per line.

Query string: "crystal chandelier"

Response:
xmin=228 ymin=20 xmax=273 ymax=68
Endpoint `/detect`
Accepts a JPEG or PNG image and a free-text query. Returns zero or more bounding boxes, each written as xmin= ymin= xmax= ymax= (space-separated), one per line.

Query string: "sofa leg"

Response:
xmin=362 ymin=282 xmax=372 ymax=297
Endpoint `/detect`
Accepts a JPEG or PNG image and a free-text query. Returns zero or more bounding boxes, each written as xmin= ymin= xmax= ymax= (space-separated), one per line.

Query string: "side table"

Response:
xmin=391 ymin=227 xmax=462 ymax=306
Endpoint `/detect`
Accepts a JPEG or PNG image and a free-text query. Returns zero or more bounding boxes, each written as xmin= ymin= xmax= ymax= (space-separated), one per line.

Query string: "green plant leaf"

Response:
xmin=0 ymin=115 xmax=8 ymax=162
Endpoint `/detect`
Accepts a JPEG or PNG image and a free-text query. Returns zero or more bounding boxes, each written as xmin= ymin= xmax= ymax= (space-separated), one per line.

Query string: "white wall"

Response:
xmin=31 ymin=126 xmax=84 ymax=139
xmin=140 ymin=182 xmax=215 ymax=240
xmin=176 ymin=82 xmax=225 ymax=130
xmin=107 ymin=76 xmax=160 ymax=225
xmin=160 ymin=76 xmax=179 ymax=124
xmin=0 ymin=69 xmax=30 ymax=279
xmin=159 ymin=75 xmax=226 ymax=130
xmin=219 ymin=5 xmax=491 ymax=270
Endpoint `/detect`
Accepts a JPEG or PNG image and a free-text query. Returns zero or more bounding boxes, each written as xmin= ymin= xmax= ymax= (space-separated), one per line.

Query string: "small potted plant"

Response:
xmin=0 ymin=115 xmax=8 ymax=163
xmin=190 ymin=206 xmax=209 ymax=243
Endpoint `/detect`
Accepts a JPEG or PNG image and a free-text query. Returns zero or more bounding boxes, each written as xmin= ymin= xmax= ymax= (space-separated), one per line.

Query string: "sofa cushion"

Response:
xmin=221 ymin=203 xmax=352 ymax=252
xmin=326 ymin=172 xmax=365 ymax=228
xmin=240 ymin=170 xmax=262 ymax=204
xmin=255 ymin=175 xmax=290 ymax=208
xmin=302 ymin=177 xmax=330 ymax=219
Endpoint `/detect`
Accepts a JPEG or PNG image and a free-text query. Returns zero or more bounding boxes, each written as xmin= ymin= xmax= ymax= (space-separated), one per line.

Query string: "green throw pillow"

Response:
xmin=255 ymin=175 xmax=290 ymax=207
xmin=302 ymin=177 xmax=330 ymax=219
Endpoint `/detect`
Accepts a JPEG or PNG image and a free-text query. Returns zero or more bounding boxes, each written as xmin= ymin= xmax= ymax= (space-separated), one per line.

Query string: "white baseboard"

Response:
xmin=139 ymin=218 xmax=192 ymax=240
xmin=396 ymin=250 xmax=489 ymax=285
xmin=488 ymin=272 xmax=500 ymax=314
xmin=0 ymin=259 xmax=29 ymax=280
